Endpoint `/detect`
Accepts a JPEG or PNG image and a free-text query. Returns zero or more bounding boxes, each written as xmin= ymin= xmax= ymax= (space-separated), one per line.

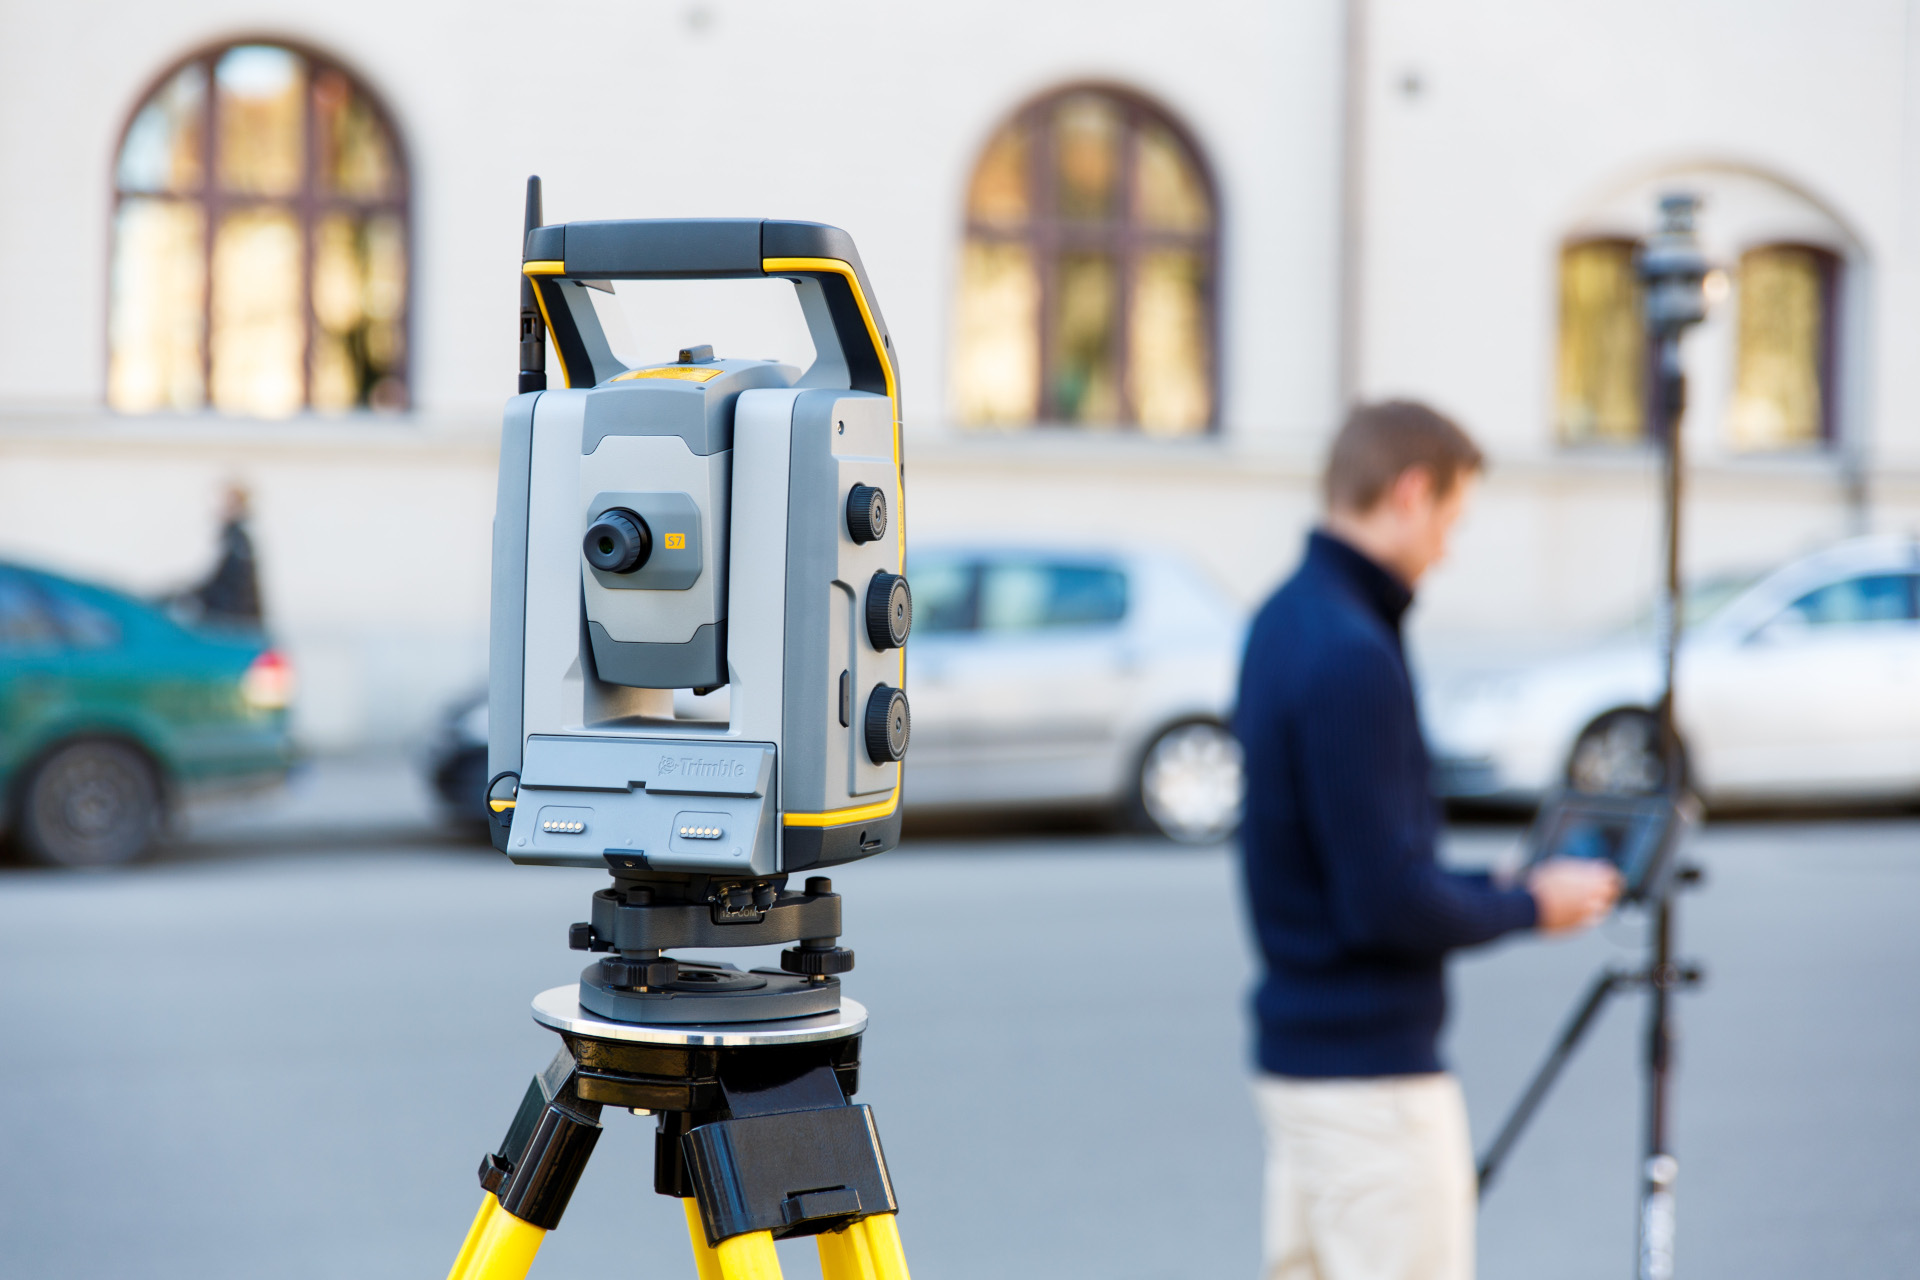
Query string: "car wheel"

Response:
xmin=18 ymin=740 xmax=163 ymax=868
xmin=1566 ymin=709 xmax=1679 ymax=796
xmin=1134 ymin=720 xmax=1245 ymax=844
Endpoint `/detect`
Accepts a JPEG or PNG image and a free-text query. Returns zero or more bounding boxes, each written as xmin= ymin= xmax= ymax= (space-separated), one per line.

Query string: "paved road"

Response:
xmin=1 ymin=781 xmax=1915 ymax=1278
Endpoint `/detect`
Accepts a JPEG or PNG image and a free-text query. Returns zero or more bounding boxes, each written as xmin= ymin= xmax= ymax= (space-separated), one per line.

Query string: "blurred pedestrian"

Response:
xmin=1233 ymin=401 xmax=1620 ymax=1280
xmin=190 ymin=484 xmax=263 ymax=628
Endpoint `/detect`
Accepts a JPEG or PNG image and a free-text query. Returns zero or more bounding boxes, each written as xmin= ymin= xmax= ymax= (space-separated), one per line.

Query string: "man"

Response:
xmin=1234 ymin=401 xmax=1620 ymax=1280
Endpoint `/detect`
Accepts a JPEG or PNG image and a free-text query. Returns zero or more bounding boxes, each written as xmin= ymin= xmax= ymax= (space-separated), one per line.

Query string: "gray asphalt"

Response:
xmin=1 ymin=799 xmax=1915 ymax=1279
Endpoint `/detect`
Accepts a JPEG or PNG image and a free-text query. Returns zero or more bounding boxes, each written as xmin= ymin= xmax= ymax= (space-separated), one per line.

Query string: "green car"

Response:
xmin=0 ymin=561 xmax=294 ymax=867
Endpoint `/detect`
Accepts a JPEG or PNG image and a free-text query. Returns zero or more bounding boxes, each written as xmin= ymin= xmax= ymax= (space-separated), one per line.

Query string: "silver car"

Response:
xmin=1424 ymin=535 xmax=1920 ymax=807
xmin=903 ymin=546 xmax=1246 ymax=841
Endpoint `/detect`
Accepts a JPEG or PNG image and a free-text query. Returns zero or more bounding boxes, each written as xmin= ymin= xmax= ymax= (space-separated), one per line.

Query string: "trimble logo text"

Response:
xmin=658 ymin=755 xmax=747 ymax=779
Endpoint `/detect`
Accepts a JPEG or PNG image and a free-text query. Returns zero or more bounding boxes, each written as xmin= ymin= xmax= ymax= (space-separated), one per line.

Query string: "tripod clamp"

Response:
xmin=474 ymin=992 xmax=895 ymax=1248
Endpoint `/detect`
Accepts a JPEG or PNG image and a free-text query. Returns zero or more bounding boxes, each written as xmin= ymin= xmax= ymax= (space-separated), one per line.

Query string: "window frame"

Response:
xmin=959 ymin=81 xmax=1222 ymax=433
xmin=104 ymin=37 xmax=413 ymax=415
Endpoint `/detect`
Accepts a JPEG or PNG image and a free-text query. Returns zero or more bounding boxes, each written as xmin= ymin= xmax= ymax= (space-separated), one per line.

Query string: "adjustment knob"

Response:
xmin=865 ymin=573 xmax=912 ymax=649
xmin=864 ymin=685 xmax=910 ymax=763
xmin=781 ymin=945 xmax=855 ymax=976
xmin=583 ymin=508 xmax=652 ymax=573
xmin=845 ymin=484 xmax=887 ymax=545
xmin=599 ymin=955 xmax=679 ymax=989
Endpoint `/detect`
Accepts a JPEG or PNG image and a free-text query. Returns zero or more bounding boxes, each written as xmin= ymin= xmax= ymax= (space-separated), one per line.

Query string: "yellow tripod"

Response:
xmin=445 ymin=988 xmax=909 ymax=1280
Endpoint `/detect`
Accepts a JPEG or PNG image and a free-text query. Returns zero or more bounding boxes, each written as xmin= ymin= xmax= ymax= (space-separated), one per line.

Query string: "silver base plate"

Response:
xmin=532 ymin=985 xmax=869 ymax=1047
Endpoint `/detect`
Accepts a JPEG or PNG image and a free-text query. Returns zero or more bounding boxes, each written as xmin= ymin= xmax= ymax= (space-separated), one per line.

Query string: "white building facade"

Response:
xmin=0 ymin=0 xmax=1914 ymax=749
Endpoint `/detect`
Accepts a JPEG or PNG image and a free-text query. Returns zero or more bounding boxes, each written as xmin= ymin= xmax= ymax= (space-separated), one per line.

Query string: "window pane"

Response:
xmin=906 ymin=559 xmax=977 ymax=634
xmin=45 ymin=590 xmax=122 ymax=648
xmin=1043 ymin=565 xmax=1127 ymax=625
xmin=979 ymin=563 xmax=1051 ymax=631
xmin=1556 ymin=240 xmax=1645 ymax=443
xmin=107 ymin=198 xmax=207 ymax=412
xmin=215 ymin=45 xmax=305 ymax=197
xmin=312 ymin=212 xmax=408 ymax=411
xmin=953 ymin=241 xmax=1039 ymax=425
xmin=967 ymin=125 xmax=1029 ymax=227
xmin=1784 ymin=575 xmax=1916 ymax=626
xmin=1728 ymin=245 xmax=1829 ymax=450
xmin=210 ymin=207 xmax=304 ymax=417
xmin=116 ymin=63 xmax=205 ymax=194
xmin=0 ymin=574 xmax=61 ymax=648
xmin=1053 ymin=94 xmax=1121 ymax=221
xmin=1135 ymin=123 xmax=1209 ymax=232
xmin=314 ymin=67 xmax=398 ymax=199
xmin=1051 ymin=252 xmax=1120 ymax=423
xmin=1128 ymin=248 xmax=1211 ymax=435
xmin=952 ymin=88 xmax=1217 ymax=436
xmin=979 ymin=562 xmax=1127 ymax=630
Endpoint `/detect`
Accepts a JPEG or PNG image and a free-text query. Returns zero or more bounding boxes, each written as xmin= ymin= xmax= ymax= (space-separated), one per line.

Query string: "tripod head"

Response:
xmin=485 ymin=180 xmax=908 ymax=1023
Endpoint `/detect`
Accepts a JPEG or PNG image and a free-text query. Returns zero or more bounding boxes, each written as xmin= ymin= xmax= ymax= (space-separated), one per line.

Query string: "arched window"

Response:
xmin=1554 ymin=238 xmax=1647 ymax=445
xmin=1727 ymin=244 xmax=1839 ymax=449
xmin=108 ymin=42 xmax=409 ymax=417
xmin=953 ymin=86 xmax=1218 ymax=436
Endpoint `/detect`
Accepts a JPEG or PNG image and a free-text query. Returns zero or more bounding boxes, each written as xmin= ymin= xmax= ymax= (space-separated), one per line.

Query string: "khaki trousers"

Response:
xmin=1252 ymin=1072 xmax=1475 ymax=1280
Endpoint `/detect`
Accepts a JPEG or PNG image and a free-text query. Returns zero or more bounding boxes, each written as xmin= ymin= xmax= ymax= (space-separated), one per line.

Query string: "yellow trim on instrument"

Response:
xmin=611 ymin=365 xmax=726 ymax=383
xmin=759 ymin=257 xmax=898 ymax=410
xmin=522 ymin=260 xmax=566 ymax=275
xmin=487 ymin=799 xmax=516 ymax=814
xmin=782 ymin=790 xmax=900 ymax=828
xmin=762 ymin=255 xmax=909 ymax=810
xmin=522 ymin=274 xmax=572 ymax=388
xmin=446 ymin=1195 xmax=547 ymax=1280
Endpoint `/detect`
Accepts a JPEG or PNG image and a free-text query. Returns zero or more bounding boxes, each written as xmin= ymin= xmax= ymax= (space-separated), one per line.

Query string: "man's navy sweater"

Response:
xmin=1234 ymin=532 xmax=1537 ymax=1078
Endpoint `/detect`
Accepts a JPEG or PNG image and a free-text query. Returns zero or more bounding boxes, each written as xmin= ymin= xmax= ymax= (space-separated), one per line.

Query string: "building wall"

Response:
xmin=0 ymin=0 xmax=1914 ymax=750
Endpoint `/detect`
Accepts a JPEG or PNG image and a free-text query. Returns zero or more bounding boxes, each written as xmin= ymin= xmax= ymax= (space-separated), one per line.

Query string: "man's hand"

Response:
xmin=1527 ymin=858 xmax=1623 ymax=933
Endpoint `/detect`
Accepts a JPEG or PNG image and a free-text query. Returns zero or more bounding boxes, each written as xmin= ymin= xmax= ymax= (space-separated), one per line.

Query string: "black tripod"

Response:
xmin=1477 ymin=193 xmax=1712 ymax=1280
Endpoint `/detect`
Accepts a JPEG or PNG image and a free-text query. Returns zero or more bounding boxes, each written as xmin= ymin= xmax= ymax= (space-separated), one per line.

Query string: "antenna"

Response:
xmin=518 ymin=176 xmax=547 ymax=394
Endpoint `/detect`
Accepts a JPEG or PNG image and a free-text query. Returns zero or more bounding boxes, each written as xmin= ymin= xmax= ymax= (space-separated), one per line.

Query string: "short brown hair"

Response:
xmin=1323 ymin=400 xmax=1485 ymax=513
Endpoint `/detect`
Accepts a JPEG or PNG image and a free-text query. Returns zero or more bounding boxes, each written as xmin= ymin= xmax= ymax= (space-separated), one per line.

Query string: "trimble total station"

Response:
xmin=450 ymin=180 xmax=915 ymax=1280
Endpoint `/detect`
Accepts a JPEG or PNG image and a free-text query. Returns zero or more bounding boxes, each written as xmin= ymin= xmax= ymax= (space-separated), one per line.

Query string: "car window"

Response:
xmin=0 ymin=572 xmax=62 ymax=649
xmin=978 ymin=561 xmax=1128 ymax=632
xmin=44 ymin=588 xmax=122 ymax=648
xmin=908 ymin=559 xmax=977 ymax=634
xmin=1780 ymin=574 xmax=1918 ymax=627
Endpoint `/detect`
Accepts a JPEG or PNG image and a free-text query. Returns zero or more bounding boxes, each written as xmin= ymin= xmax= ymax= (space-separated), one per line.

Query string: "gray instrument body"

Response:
xmin=486 ymin=219 xmax=906 ymax=880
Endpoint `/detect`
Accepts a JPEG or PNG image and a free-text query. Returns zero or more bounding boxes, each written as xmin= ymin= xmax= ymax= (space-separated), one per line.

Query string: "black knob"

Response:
xmin=600 ymin=955 xmax=679 ymax=989
xmin=845 ymin=484 xmax=887 ymax=544
xmin=864 ymin=685 xmax=910 ymax=763
xmin=780 ymin=945 xmax=855 ymax=976
xmin=865 ymin=573 xmax=912 ymax=649
xmin=583 ymin=508 xmax=652 ymax=573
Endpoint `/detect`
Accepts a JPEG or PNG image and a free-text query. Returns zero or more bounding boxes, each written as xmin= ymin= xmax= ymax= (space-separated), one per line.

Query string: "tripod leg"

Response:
xmin=682 ymin=1198 xmax=784 ymax=1280
xmin=683 ymin=1198 xmax=726 ymax=1280
xmin=1477 ymin=968 xmax=1625 ymax=1197
xmin=446 ymin=1194 xmax=547 ymax=1280
xmin=817 ymin=1214 xmax=911 ymax=1280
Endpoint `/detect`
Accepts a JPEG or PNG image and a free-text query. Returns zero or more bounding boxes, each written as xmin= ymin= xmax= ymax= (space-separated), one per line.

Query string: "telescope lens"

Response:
xmin=864 ymin=685 xmax=910 ymax=763
xmin=583 ymin=508 xmax=652 ymax=574
xmin=846 ymin=484 xmax=887 ymax=544
xmin=865 ymin=573 xmax=912 ymax=649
